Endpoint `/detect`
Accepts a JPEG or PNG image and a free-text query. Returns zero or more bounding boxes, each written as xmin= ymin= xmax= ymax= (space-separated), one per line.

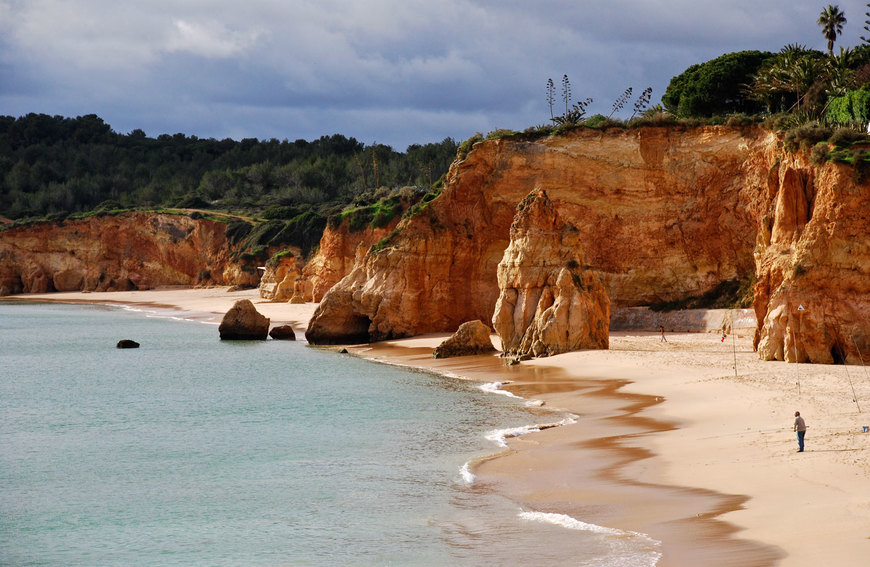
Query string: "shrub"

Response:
xmin=457 ymin=133 xmax=483 ymax=160
xmin=828 ymin=127 xmax=867 ymax=148
xmin=225 ymin=220 xmax=253 ymax=244
xmin=485 ymin=128 xmax=519 ymax=140
xmin=267 ymin=249 xmax=294 ymax=266
xmin=725 ymin=113 xmax=760 ymax=127
xmin=584 ymin=114 xmax=625 ymax=129
xmin=826 ymin=89 xmax=870 ymax=125
xmin=851 ymin=148 xmax=870 ymax=184
xmin=784 ymin=124 xmax=833 ymax=153
xmin=810 ymin=142 xmax=830 ymax=165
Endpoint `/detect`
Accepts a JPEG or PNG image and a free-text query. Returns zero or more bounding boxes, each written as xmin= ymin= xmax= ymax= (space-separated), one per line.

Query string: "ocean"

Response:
xmin=0 ymin=302 xmax=660 ymax=566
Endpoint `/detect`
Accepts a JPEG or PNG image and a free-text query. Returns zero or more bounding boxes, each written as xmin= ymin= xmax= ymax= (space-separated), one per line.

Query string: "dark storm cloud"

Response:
xmin=1 ymin=0 xmax=867 ymax=149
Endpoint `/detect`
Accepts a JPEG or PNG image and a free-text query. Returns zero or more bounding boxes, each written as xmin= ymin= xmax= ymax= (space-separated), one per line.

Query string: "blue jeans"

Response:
xmin=797 ymin=430 xmax=806 ymax=451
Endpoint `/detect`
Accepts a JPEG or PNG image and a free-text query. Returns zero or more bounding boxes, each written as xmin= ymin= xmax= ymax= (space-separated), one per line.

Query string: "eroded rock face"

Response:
xmin=301 ymin=212 xmax=405 ymax=302
xmin=492 ymin=189 xmax=609 ymax=357
xmin=754 ymin=158 xmax=869 ymax=363
xmin=432 ymin=320 xmax=496 ymax=358
xmin=307 ymin=126 xmax=766 ymax=345
xmin=259 ymin=253 xmax=302 ymax=302
xmin=0 ymin=213 xmax=260 ymax=294
xmin=219 ymin=299 xmax=270 ymax=340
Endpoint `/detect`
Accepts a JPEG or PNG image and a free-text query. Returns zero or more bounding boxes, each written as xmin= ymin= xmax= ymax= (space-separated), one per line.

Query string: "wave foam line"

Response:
xmin=459 ymin=462 xmax=475 ymax=486
xmin=518 ymin=510 xmax=662 ymax=567
xmin=485 ymin=414 xmax=577 ymax=448
xmin=479 ymin=381 xmax=521 ymax=398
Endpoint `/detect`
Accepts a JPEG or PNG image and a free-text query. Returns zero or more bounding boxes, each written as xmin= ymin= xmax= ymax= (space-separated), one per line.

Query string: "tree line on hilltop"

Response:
xmin=0 ymin=112 xmax=458 ymax=254
xmin=535 ymin=4 xmax=870 ymax=143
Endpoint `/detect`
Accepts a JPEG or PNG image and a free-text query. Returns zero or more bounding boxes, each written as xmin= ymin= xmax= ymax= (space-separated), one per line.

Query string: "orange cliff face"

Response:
xmin=754 ymin=156 xmax=870 ymax=364
xmin=0 ymin=212 xmax=260 ymax=294
xmin=304 ymin=125 xmax=868 ymax=363
xmin=301 ymin=212 xmax=405 ymax=303
xmin=306 ymin=126 xmax=773 ymax=345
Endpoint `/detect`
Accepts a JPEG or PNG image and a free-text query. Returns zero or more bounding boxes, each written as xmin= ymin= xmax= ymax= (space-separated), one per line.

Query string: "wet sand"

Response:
xmin=8 ymin=287 xmax=870 ymax=566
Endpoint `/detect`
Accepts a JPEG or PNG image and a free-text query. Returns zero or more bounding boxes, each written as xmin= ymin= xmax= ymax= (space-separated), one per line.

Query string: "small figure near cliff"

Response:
xmin=721 ymin=330 xmax=727 ymax=342
xmin=659 ymin=326 xmax=667 ymax=343
xmin=794 ymin=411 xmax=808 ymax=452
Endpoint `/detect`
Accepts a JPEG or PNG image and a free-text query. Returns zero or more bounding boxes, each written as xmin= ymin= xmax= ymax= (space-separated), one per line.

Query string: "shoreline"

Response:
xmin=6 ymin=288 xmax=870 ymax=566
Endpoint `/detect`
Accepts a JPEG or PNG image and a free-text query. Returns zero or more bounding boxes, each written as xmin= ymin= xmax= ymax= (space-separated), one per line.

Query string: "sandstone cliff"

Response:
xmin=301 ymin=208 xmax=406 ymax=302
xmin=0 ymin=212 xmax=259 ymax=294
xmin=306 ymin=125 xmax=868 ymax=363
xmin=307 ymin=126 xmax=768 ymax=344
xmin=259 ymin=252 xmax=302 ymax=302
xmin=753 ymin=155 xmax=870 ymax=364
xmin=492 ymin=189 xmax=609 ymax=357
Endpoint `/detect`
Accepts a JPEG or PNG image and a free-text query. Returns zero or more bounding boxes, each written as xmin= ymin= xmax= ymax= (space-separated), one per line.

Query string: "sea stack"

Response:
xmin=492 ymin=189 xmax=610 ymax=358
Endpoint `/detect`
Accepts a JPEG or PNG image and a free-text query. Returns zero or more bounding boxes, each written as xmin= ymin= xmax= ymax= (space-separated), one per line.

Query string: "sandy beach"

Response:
xmin=9 ymin=287 xmax=870 ymax=566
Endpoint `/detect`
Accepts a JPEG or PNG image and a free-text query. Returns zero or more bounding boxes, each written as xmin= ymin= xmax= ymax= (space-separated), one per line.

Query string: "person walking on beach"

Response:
xmin=794 ymin=411 xmax=807 ymax=452
xmin=659 ymin=326 xmax=667 ymax=343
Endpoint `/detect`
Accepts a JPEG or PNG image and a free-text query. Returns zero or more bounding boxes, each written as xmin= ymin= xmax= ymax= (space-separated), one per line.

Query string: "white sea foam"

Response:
xmin=479 ymin=381 xmax=521 ymax=398
xmin=113 ymin=303 xmax=205 ymax=324
xmin=518 ymin=510 xmax=662 ymax=567
xmin=485 ymin=414 xmax=577 ymax=448
xmin=459 ymin=462 xmax=475 ymax=486
xmin=519 ymin=510 xmax=622 ymax=534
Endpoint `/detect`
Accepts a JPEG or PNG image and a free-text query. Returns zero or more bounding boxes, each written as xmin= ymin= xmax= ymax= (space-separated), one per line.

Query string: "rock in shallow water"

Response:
xmin=269 ymin=325 xmax=296 ymax=340
xmin=219 ymin=299 xmax=270 ymax=340
xmin=116 ymin=339 xmax=140 ymax=349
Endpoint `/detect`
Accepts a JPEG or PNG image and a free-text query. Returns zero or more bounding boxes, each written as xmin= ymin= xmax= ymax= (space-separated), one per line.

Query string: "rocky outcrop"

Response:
xmin=0 ymin=212 xmax=259 ymax=295
xmin=753 ymin=157 xmax=869 ymax=363
xmin=305 ymin=125 xmax=867 ymax=363
xmin=493 ymin=189 xmax=609 ymax=357
xmin=269 ymin=325 xmax=297 ymax=340
xmin=307 ymin=126 xmax=766 ymax=345
xmin=259 ymin=253 xmax=302 ymax=302
xmin=116 ymin=339 xmax=140 ymax=349
xmin=301 ymin=212 xmax=405 ymax=302
xmin=432 ymin=320 xmax=496 ymax=358
xmin=219 ymin=299 xmax=270 ymax=340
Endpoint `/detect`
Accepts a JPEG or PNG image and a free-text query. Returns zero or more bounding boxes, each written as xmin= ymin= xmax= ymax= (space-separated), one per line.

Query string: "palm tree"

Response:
xmin=818 ymin=5 xmax=847 ymax=55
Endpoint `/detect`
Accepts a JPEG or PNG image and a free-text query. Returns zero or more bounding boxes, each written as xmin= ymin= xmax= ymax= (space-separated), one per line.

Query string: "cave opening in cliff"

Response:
xmin=831 ymin=342 xmax=847 ymax=365
xmin=343 ymin=314 xmax=372 ymax=344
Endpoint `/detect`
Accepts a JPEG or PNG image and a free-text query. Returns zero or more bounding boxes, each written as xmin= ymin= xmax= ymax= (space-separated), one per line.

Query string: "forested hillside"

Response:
xmin=0 ymin=113 xmax=457 ymax=228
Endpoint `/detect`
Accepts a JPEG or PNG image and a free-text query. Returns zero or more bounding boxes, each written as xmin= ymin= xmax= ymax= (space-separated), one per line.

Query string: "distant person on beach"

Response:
xmin=721 ymin=330 xmax=727 ymax=342
xmin=794 ymin=411 xmax=807 ymax=452
xmin=659 ymin=326 xmax=667 ymax=343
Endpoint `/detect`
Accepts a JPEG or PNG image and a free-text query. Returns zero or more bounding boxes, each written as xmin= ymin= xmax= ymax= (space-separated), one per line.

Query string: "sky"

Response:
xmin=1 ymin=1 xmax=868 ymax=150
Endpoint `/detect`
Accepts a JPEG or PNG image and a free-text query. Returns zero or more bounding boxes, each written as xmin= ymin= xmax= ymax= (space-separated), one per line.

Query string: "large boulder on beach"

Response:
xmin=219 ymin=299 xmax=270 ymax=340
xmin=433 ymin=320 xmax=496 ymax=358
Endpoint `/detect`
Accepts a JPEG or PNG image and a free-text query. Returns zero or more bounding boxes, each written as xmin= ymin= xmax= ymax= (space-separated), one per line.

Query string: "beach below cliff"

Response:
xmin=11 ymin=287 xmax=870 ymax=566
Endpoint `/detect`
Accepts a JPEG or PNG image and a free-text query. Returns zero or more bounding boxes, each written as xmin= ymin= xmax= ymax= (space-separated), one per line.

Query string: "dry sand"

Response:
xmin=10 ymin=287 xmax=870 ymax=566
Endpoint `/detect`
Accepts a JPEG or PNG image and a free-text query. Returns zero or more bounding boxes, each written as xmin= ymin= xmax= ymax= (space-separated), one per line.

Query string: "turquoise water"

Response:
xmin=0 ymin=302 xmax=659 ymax=566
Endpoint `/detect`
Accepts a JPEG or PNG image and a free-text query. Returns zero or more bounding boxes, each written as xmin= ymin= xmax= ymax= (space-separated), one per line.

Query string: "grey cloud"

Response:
xmin=3 ymin=0 xmax=869 ymax=148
